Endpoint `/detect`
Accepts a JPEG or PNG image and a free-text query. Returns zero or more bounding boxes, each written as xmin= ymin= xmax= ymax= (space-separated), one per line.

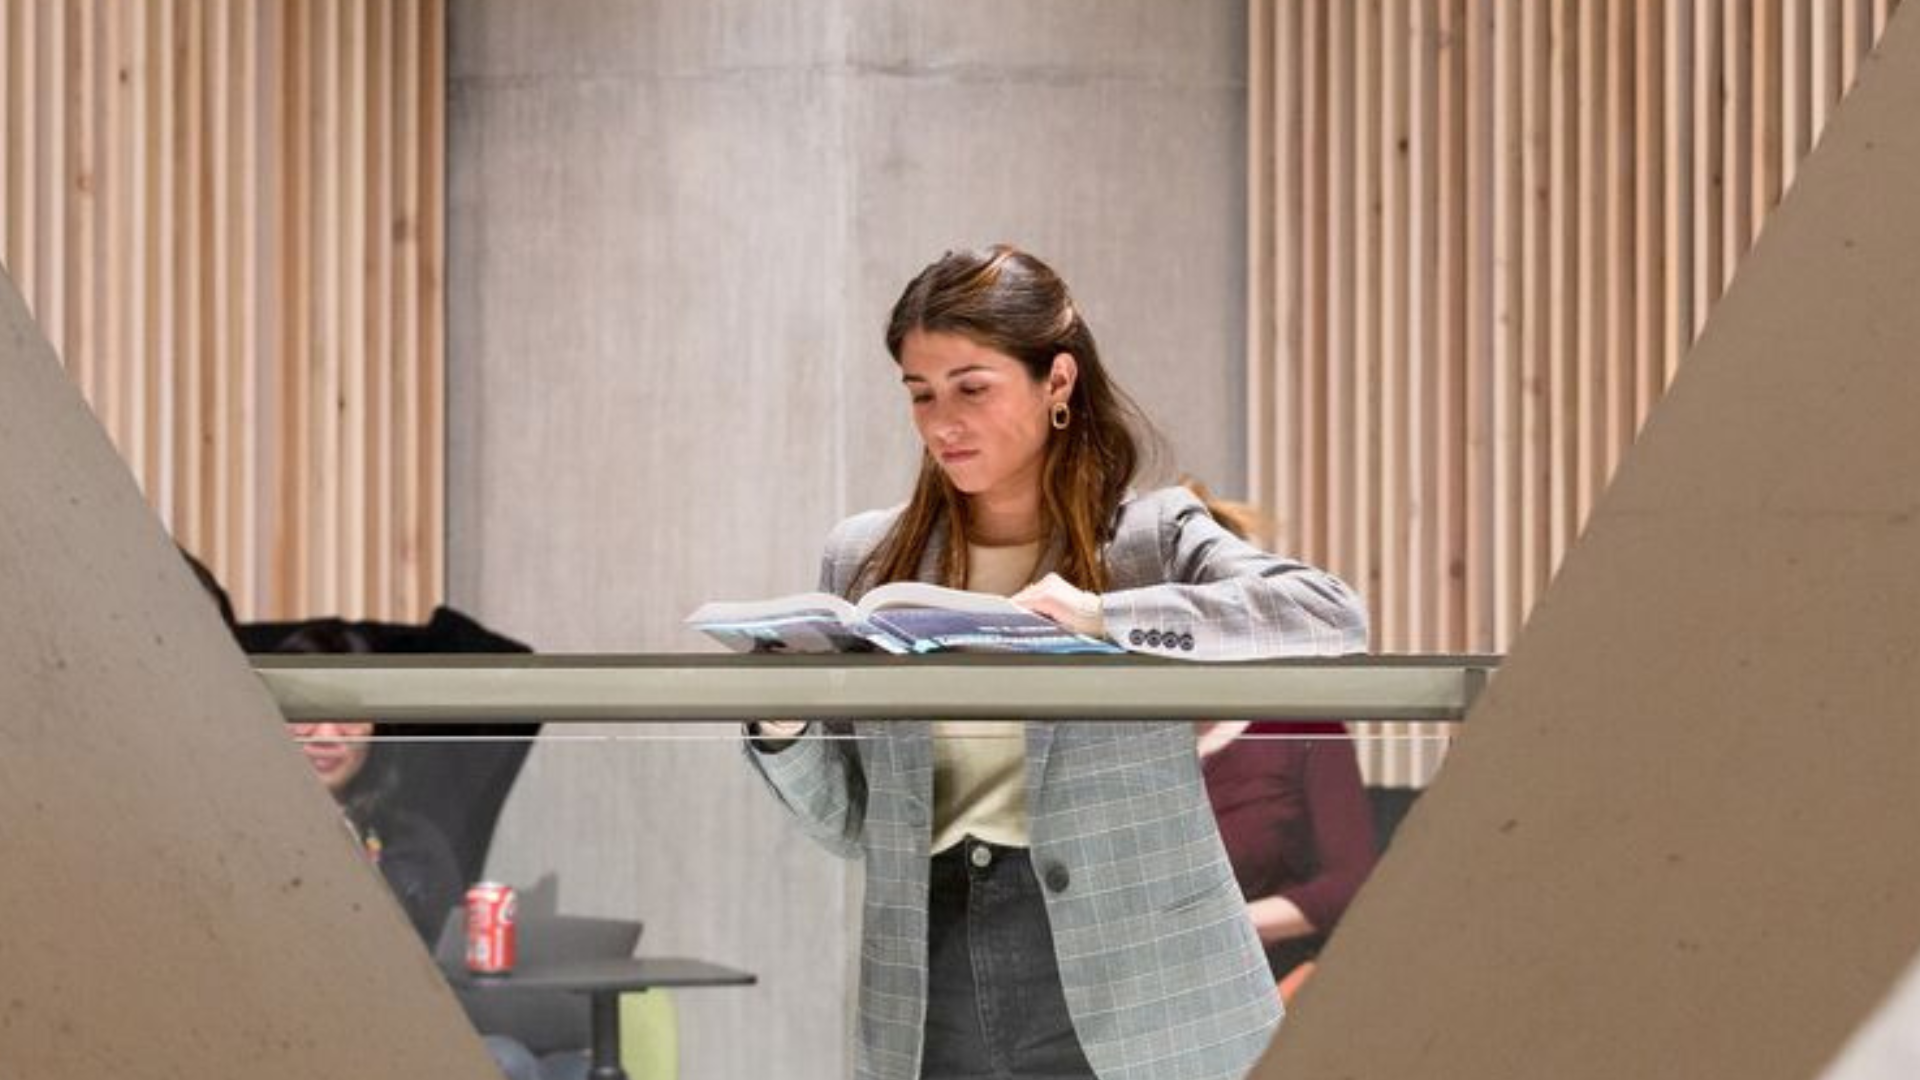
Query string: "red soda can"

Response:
xmin=465 ymin=882 xmax=517 ymax=975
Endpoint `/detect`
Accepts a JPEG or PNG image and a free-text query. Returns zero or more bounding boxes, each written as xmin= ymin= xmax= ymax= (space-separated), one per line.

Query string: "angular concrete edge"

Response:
xmin=0 ymin=269 xmax=495 ymax=1078
xmin=1254 ymin=7 xmax=1920 ymax=1079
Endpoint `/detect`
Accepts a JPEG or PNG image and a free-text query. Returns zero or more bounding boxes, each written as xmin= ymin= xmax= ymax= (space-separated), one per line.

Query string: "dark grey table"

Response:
xmin=447 ymin=957 xmax=756 ymax=1080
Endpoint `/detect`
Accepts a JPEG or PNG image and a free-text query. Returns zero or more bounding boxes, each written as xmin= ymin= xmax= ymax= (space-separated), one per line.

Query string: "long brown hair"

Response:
xmin=854 ymin=245 xmax=1156 ymax=596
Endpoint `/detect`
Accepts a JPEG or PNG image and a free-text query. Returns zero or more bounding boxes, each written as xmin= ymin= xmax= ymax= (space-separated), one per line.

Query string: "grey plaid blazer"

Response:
xmin=746 ymin=486 xmax=1369 ymax=1080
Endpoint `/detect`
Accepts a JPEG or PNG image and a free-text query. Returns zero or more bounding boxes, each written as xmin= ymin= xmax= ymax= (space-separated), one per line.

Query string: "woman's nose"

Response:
xmin=923 ymin=404 xmax=961 ymax=441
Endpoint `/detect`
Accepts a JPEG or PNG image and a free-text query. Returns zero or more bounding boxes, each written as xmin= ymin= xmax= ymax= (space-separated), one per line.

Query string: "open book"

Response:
xmin=685 ymin=581 xmax=1122 ymax=655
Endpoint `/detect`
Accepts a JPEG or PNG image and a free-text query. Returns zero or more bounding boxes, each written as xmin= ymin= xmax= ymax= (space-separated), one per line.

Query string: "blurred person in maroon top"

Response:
xmin=1200 ymin=720 xmax=1377 ymax=986
xmin=1179 ymin=479 xmax=1379 ymax=991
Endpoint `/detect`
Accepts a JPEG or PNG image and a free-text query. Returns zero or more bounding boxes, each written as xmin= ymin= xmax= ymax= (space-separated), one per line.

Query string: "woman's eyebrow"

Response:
xmin=901 ymin=364 xmax=993 ymax=383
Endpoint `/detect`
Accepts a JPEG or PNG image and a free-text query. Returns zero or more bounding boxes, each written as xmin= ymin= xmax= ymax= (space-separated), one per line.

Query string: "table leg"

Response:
xmin=586 ymin=990 xmax=629 ymax=1080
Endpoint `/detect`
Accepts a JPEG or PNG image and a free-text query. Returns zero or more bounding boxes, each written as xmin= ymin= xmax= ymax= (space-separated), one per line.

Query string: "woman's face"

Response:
xmin=289 ymin=721 xmax=374 ymax=797
xmin=899 ymin=329 xmax=1075 ymax=505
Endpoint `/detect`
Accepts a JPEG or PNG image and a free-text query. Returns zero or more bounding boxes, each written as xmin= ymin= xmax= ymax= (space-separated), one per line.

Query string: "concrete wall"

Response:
xmin=447 ymin=3 xmax=1247 ymax=1077
xmin=0 ymin=271 xmax=496 ymax=1080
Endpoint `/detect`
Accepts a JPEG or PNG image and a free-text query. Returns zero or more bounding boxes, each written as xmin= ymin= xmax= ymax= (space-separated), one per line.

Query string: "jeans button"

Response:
xmin=969 ymin=843 xmax=993 ymax=869
xmin=1042 ymin=863 xmax=1071 ymax=893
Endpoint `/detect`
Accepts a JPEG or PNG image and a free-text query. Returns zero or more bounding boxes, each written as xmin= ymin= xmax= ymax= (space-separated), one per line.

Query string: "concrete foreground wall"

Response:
xmin=1255 ymin=8 xmax=1920 ymax=1079
xmin=0 ymin=273 xmax=494 ymax=1077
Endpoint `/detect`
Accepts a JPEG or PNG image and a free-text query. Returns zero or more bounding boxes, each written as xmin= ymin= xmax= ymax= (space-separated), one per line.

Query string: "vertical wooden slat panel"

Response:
xmin=1248 ymin=0 xmax=1275 ymax=551
xmin=1784 ymin=0 xmax=1810 ymax=195
xmin=1722 ymin=0 xmax=1753 ymax=287
xmin=233 ymin=0 xmax=257 ymax=613
xmin=1754 ymin=0 xmax=1783 ymax=240
xmin=420 ymin=0 xmax=445 ymax=608
xmin=10 ymin=0 xmax=444 ymax=624
xmin=1842 ymin=0 xmax=1868 ymax=85
xmin=102 ymin=0 xmax=125 ymax=453
xmin=1489 ymin=0 xmax=1521 ymax=648
xmin=1693 ymin=0 xmax=1724 ymax=334
xmin=208 ymin=0 xmax=231 ymax=571
xmin=1300 ymin=0 xmax=1327 ymax=568
xmin=126 ymin=0 xmax=148 ymax=493
xmin=1355 ymin=0 xmax=1381 ymax=653
xmin=1519 ymin=0 xmax=1549 ymax=616
xmin=1633 ymin=0 xmax=1664 ymax=433
xmin=1574 ymin=0 xmax=1605 ymax=524
xmin=1351 ymin=0 xmax=1382 ymax=772
xmin=1548 ymin=0 xmax=1578 ymax=572
xmin=144 ymin=0 xmax=169 ymax=522
xmin=281 ymin=0 xmax=313 ymax=617
xmin=1437 ymin=0 xmax=1468 ymax=653
xmin=2 ymin=0 xmax=12 ymax=262
xmin=1381 ymin=0 xmax=1409 ymax=655
xmin=1274 ymin=0 xmax=1299 ymax=570
xmin=8 ymin=1 xmax=38 ymax=313
xmin=1245 ymin=0 xmax=1906 ymax=786
xmin=1602 ymin=0 xmax=1633 ymax=482
xmin=1327 ymin=0 xmax=1355 ymax=582
xmin=368 ymin=0 xmax=393 ymax=618
xmin=177 ymin=0 xmax=205 ymax=555
xmin=395 ymin=0 xmax=422 ymax=620
xmin=41 ymin=0 xmax=64 ymax=361
xmin=150 ymin=0 xmax=175 ymax=526
xmin=341 ymin=0 xmax=367 ymax=618
xmin=1369 ymin=0 xmax=1409 ymax=780
xmin=314 ymin=0 xmax=340 ymax=613
xmin=68 ymin=1 xmax=98 ymax=406
xmin=1813 ymin=0 xmax=1841 ymax=144
xmin=1462 ymin=0 xmax=1492 ymax=653
xmin=1663 ymin=0 xmax=1694 ymax=386
xmin=1407 ymin=0 xmax=1437 ymax=655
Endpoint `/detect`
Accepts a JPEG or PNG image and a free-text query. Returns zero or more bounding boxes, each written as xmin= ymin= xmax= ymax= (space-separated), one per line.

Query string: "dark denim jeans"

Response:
xmin=921 ymin=838 xmax=1097 ymax=1080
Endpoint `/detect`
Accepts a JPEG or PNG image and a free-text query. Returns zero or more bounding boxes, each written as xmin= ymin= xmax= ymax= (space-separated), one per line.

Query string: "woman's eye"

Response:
xmin=959 ymin=384 xmax=987 ymax=397
xmin=909 ymin=394 xmax=932 ymax=406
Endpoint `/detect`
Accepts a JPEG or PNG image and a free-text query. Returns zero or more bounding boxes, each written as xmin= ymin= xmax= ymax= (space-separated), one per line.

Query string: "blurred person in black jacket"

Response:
xmin=277 ymin=623 xmax=464 ymax=946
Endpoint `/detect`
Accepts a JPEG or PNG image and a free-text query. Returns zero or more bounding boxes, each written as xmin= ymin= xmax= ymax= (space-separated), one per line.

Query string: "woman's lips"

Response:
xmin=939 ymin=449 xmax=979 ymax=465
xmin=303 ymin=747 xmax=349 ymax=774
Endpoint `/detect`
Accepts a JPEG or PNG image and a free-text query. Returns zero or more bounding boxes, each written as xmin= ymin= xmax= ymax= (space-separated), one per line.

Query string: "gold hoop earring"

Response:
xmin=1050 ymin=402 xmax=1071 ymax=430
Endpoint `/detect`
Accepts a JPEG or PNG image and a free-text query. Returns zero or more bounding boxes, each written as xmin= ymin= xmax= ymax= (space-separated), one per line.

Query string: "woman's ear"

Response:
xmin=1048 ymin=352 xmax=1080 ymax=404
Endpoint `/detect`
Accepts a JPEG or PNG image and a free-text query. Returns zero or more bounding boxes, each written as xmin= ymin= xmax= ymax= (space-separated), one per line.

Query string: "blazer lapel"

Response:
xmin=1024 ymin=721 xmax=1059 ymax=816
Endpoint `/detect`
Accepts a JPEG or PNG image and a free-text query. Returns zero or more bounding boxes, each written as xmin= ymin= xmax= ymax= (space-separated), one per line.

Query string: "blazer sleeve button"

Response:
xmin=1043 ymin=864 xmax=1072 ymax=893
xmin=1145 ymin=630 xmax=1163 ymax=647
xmin=1180 ymin=634 xmax=1195 ymax=651
xmin=1128 ymin=629 xmax=1146 ymax=646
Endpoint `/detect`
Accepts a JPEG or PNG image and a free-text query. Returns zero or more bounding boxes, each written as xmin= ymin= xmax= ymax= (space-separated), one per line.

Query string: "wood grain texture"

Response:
xmin=0 ymin=0 xmax=444 ymax=621
xmin=1246 ymin=0 xmax=1897 ymax=782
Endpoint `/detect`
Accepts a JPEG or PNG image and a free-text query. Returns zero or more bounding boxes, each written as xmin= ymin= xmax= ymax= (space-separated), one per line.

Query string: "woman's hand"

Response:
xmin=748 ymin=719 xmax=809 ymax=750
xmin=1011 ymin=573 xmax=1107 ymax=638
xmin=1247 ymin=895 xmax=1317 ymax=944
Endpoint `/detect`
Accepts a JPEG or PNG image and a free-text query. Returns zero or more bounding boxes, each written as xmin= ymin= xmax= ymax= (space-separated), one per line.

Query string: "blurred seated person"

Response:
xmin=175 ymin=542 xmax=538 ymax=888
xmin=289 ymin=699 xmax=570 ymax=1080
xmin=1185 ymin=481 xmax=1379 ymax=998
xmin=181 ymin=555 xmax=566 ymax=1079
xmin=1201 ymin=719 xmax=1376 ymax=996
xmin=277 ymin=624 xmax=464 ymax=946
